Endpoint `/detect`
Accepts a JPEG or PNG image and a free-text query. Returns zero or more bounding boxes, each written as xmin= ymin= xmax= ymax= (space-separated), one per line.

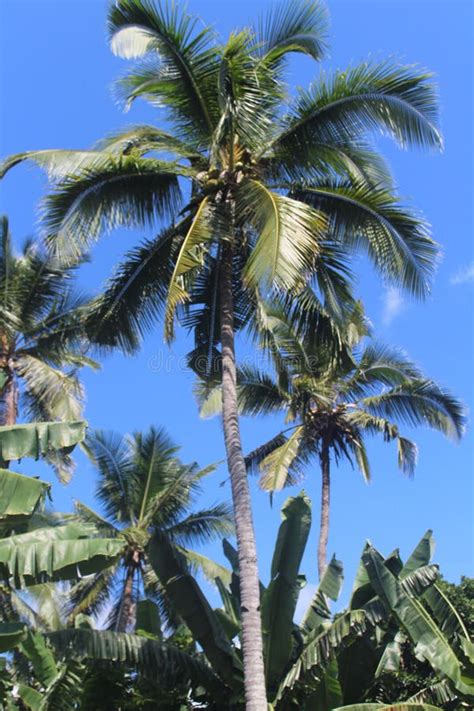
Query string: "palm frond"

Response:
xmin=42 ymin=157 xmax=185 ymax=260
xmin=84 ymin=222 xmax=185 ymax=354
xmin=254 ymin=0 xmax=329 ymax=64
xmin=15 ymin=354 xmax=84 ymax=421
xmin=271 ymin=60 xmax=443 ymax=158
xmin=109 ymin=0 xmax=219 ymax=144
xmin=166 ymin=504 xmax=234 ymax=546
xmin=361 ymin=379 xmax=466 ymax=441
xmin=237 ymin=179 xmax=325 ymax=289
xmin=259 ymin=425 xmax=306 ymax=491
xmin=296 ymin=180 xmax=438 ymax=297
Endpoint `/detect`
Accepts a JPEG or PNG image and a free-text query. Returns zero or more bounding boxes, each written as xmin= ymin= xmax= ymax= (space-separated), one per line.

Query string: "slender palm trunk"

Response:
xmin=116 ymin=561 xmax=136 ymax=633
xmin=318 ymin=440 xmax=331 ymax=579
xmin=0 ymin=336 xmax=17 ymax=427
xmin=219 ymin=239 xmax=267 ymax=710
xmin=1 ymin=376 xmax=18 ymax=426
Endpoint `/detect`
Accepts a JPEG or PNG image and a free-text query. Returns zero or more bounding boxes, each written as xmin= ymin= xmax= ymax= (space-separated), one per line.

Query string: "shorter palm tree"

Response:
xmin=199 ymin=307 xmax=465 ymax=579
xmin=0 ymin=215 xmax=95 ymax=431
xmin=70 ymin=426 xmax=233 ymax=632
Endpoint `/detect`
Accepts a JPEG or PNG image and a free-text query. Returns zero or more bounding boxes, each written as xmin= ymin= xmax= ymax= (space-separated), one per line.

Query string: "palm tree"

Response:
xmin=0 ymin=1 xmax=445 ymax=704
xmin=69 ymin=426 xmax=233 ymax=633
xmin=0 ymin=216 xmax=94 ymax=429
xmin=199 ymin=305 xmax=465 ymax=579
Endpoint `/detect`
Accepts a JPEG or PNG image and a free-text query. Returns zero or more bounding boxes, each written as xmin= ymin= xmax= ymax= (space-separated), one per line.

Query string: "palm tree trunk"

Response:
xmin=1 ymin=376 xmax=18 ymax=426
xmin=116 ymin=563 xmax=136 ymax=633
xmin=219 ymin=238 xmax=267 ymax=710
xmin=318 ymin=439 xmax=331 ymax=579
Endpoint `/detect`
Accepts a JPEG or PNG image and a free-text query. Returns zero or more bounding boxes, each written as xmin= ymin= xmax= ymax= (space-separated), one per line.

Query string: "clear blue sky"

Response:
xmin=0 ymin=0 xmax=473 ymax=604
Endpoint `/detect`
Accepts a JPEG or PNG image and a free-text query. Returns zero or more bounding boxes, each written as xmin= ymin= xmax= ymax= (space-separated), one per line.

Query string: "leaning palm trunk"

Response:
xmin=219 ymin=240 xmax=267 ymax=710
xmin=318 ymin=441 xmax=331 ymax=579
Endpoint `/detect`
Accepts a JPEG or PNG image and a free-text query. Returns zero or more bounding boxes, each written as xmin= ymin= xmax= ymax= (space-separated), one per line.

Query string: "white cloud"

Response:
xmin=382 ymin=287 xmax=405 ymax=326
xmin=450 ymin=262 xmax=474 ymax=285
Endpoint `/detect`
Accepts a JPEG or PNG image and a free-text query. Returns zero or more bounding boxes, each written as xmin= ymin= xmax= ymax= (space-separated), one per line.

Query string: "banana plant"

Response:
xmin=0 ymin=421 xmax=125 ymax=589
xmin=147 ymin=492 xmax=473 ymax=709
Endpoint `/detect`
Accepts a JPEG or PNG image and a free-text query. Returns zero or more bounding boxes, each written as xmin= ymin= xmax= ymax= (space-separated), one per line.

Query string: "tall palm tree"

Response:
xmin=199 ymin=305 xmax=465 ymax=579
xmin=0 ymin=216 xmax=95 ymax=479
xmin=0 ymin=215 xmax=94 ymax=428
xmin=0 ymin=1 xmax=444 ymax=705
xmin=69 ymin=426 xmax=233 ymax=633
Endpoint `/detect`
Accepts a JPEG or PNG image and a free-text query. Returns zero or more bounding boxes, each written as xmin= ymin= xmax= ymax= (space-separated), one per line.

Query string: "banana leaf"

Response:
xmin=301 ymin=555 xmax=344 ymax=635
xmin=0 ymin=421 xmax=86 ymax=462
xmin=46 ymin=628 xmax=223 ymax=694
xmin=0 ymin=523 xmax=123 ymax=586
xmin=362 ymin=545 xmax=474 ymax=698
xmin=261 ymin=492 xmax=312 ymax=694
xmin=147 ymin=533 xmax=241 ymax=689
xmin=0 ymin=468 xmax=50 ymax=521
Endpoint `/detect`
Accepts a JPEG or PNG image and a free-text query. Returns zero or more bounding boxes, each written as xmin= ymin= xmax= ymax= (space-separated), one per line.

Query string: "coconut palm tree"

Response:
xmin=69 ymin=426 xmax=233 ymax=633
xmin=0 ymin=215 xmax=94 ymax=429
xmin=199 ymin=305 xmax=465 ymax=579
xmin=0 ymin=1 xmax=445 ymax=704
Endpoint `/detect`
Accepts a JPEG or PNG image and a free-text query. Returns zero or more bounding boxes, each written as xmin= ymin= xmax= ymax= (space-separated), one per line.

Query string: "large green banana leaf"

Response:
xmin=362 ymin=545 xmax=474 ymax=698
xmin=21 ymin=631 xmax=59 ymax=688
xmin=276 ymin=609 xmax=368 ymax=703
xmin=147 ymin=533 xmax=241 ymax=690
xmin=0 ymin=523 xmax=123 ymax=585
xmin=262 ymin=492 xmax=311 ymax=695
xmin=0 ymin=468 xmax=50 ymax=521
xmin=301 ymin=555 xmax=344 ymax=635
xmin=0 ymin=421 xmax=86 ymax=462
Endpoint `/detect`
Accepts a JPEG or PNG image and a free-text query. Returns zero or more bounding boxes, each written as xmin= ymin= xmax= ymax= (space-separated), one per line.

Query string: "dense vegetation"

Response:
xmin=0 ymin=0 xmax=471 ymax=709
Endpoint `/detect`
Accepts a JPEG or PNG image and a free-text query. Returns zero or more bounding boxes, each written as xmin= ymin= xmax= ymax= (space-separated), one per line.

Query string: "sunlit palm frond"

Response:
xmin=109 ymin=0 xmax=219 ymax=143
xmin=236 ymin=178 xmax=326 ymax=289
xmin=15 ymin=354 xmax=84 ymax=421
xmin=259 ymin=425 xmax=306 ymax=491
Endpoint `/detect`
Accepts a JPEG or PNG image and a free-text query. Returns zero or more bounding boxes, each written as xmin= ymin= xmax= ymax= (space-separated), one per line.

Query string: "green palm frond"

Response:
xmin=271 ymin=60 xmax=442 ymax=159
xmin=46 ymin=628 xmax=222 ymax=692
xmin=165 ymin=197 xmax=214 ymax=340
xmin=296 ymin=180 xmax=438 ymax=297
xmin=42 ymin=157 xmax=185 ymax=260
xmin=86 ymin=430 xmax=135 ymax=525
xmin=166 ymin=504 xmax=234 ymax=546
xmin=109 ymin=0 xmax=219 ymax=143
xmin=95 ymin=124 xmax=203 ymax=160
xmin=255 ymin=0 xmax=329 ymax=64
xmin=244 ymin=431 xmax=290 ymax=476
xmin=236 ymin=179 xmax=326 ymax=289
xmin=397 ymin=435 xmax=418 ymax=477
xmin=360 ymin=379 xmax=466 ymax=441
xmin=341 ymin=342 xmax=423 ymax=398
xmin=259 ymin=425 xmax=306 ymax=491
xmin=85 ymin=223 xmax=185 ymax=354
xmin=15 ymin=354 xmax=84 ymax=421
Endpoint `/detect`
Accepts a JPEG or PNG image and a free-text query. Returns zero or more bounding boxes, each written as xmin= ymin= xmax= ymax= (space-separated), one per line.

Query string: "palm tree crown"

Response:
xmin=70 ymin=426 xmax=233 ymax=632
xmin=199 ymin=302 xmax=465 ymax=576
xmin=0 ymin=216 xmax=96 ymax=481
